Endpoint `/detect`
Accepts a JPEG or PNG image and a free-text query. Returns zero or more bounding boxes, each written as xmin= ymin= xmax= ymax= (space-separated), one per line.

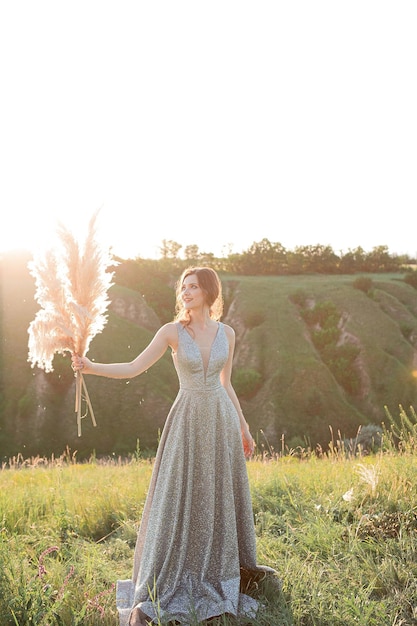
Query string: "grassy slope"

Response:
xmin=1 ymin=255 xmax=417 ymax=456
xmin=222 ymin=274 xmax=417 ymax=449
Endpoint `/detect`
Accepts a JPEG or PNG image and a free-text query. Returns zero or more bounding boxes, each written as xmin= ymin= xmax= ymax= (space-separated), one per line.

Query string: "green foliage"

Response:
xmin=298 ymin=299 xmax=361 ymax=396
xmin=352 ymin=276 xmax=374 ymax=294
xmin=404 ymin=268 xmax=417 ymax=289
xmin=301 ymin=300 xmax=339 ymax=328
xmin=399 ymin=320 xmax=415 ymax=341
xmin=0 ymin=531 xmax=118 ymax=625
xmin=311 ymin=326 xmax=340 ymax=350
xmin=45 ymin=354 xmax=75 ymax=391
xmin=342 ymin=423 xmax=384 ymax=455
xmin=288 ymin=289 xmax=308 ymax=308
xmin=382 ymin=404 xmax=417 ymax=453
xmin=17 ymin=393 xmax=35 ymax=420
xmin=242 ymin=311 xmax=266 ymax=329
xmin=321 ymin=344 xmax=361 ymax=395
xmin=113 ymin=257 xmax=175 ymax=323
xmin=232 ymin=368 xmax=263 ymax=399
xmin=290 ymin=244 xmax=341 ymax=274
xmin=238 ymin=239 xmax=289 ymax=275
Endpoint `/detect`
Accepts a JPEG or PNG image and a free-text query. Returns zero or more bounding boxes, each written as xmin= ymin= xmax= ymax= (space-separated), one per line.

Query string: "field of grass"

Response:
xmin=1 ymin=415 xmax=416 ymax=626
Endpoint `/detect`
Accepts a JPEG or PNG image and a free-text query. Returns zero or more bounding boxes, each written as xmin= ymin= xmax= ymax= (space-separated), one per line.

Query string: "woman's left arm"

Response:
xmin=221 ymin=325 xmax=255 ymax=458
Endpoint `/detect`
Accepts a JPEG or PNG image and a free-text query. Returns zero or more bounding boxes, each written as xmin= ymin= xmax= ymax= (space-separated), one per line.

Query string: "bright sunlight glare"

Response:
xmin=1 ymin=1 xmax=416 ymax=260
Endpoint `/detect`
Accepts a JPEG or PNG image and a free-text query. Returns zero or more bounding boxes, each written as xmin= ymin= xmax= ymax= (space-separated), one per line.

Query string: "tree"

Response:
xmin=184 ymin=245 xmax=200 ymax=261
xmin=289 ymin=244 xmax=339 ymax=274
xmin=239 ymin=239 xmax=288 ymax=275
xmin=159 ymin=240 xmax=182 ymax=260
xmin=364 ymin=245 xmax=400 ymax=272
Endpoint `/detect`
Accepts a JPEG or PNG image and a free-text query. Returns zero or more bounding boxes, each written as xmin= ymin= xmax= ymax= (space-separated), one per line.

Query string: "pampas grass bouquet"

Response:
xmin=27 ymin=210 xmax=116 ymax=436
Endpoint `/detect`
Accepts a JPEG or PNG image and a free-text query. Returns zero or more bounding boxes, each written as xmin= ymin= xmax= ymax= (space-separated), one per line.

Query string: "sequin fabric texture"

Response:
xmin=116 ymin=322 xmax=259 ymax=625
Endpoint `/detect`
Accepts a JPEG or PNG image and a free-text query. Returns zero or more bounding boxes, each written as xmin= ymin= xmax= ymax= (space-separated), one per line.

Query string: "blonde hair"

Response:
xmin=174 ymin=267 xmax=223 ymax=325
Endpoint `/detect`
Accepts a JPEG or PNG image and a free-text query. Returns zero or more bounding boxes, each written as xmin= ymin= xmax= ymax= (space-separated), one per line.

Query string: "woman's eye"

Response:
xmin=183 ymin=284 xmax=198 ymax=290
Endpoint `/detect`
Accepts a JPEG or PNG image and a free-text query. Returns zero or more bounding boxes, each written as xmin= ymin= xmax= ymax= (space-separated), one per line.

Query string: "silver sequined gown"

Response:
xmin=116 ymin=322 xmax=259 ymax=625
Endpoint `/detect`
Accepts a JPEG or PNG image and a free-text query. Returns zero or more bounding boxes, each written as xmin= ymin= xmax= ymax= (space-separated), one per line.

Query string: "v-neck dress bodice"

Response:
xmin=173 ymin=322 xmax=224 ymax=388
xmin=116 ymin=321 xmax=258 ymax=625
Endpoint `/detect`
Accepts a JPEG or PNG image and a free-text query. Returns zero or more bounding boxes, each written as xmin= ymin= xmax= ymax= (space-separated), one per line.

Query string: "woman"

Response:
xmin=71 ymin=266 xmax=273 ymax=626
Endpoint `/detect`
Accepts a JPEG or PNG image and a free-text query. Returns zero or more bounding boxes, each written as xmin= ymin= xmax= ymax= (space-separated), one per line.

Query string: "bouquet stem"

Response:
xmin=75 ymin=373 xmax=97 ymax=437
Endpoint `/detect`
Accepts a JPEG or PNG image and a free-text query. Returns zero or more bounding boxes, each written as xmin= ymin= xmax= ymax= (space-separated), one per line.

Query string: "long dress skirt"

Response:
xmin=116 ymin=322 xmax=259 ymax=625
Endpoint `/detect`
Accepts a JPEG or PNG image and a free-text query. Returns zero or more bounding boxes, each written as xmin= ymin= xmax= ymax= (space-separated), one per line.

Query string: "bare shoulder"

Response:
xmin=157 ymin=322 xmax=178 ymax=340
xmin=156 ymin=322 xmax=179 ymax=350
xmin=222 ymin=323 xmax=236 ymax=342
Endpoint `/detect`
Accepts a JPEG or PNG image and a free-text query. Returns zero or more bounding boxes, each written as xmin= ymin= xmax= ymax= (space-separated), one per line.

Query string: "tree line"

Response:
xmin=151 ymin=238 xmax=414 ymax=275
xmin=112 ymin=239 xmax=417 ymax=324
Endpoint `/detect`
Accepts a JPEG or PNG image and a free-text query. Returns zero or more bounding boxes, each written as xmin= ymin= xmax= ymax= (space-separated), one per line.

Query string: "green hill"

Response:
xmin=225 ymin=273 xmax=417 ymax=451
xmin=1 ymin=252 xmax=417 ymax=458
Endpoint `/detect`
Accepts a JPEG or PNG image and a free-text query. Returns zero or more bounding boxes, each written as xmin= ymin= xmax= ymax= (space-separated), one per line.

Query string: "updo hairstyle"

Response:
xmin=174 ymin=267 xmax=223 ymax=325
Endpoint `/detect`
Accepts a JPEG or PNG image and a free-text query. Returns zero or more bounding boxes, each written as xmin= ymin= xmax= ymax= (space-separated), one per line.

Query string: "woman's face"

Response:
xmin=180 ymin=274 xmax=206 ymax=310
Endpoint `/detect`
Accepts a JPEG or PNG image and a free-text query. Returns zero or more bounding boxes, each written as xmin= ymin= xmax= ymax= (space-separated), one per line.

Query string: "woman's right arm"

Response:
xmin=71 ymin=323 xmax=177 ymax=379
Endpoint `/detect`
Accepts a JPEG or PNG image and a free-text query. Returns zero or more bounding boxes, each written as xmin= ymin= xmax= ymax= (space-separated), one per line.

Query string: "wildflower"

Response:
xmin=85 ymin=583 xmax=115 ymax=618
xmin=342 ymin=487 xmax=354 ymax=502
xmin=57 ymin=565 xmax=75 ymax=600
xmin=38 ymin=546 xmax=59 ymax=579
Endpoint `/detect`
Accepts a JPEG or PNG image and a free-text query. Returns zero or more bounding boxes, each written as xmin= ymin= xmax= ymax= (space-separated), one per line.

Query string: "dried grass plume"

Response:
xmin=27 ymin=209 xmax=116 ymax=435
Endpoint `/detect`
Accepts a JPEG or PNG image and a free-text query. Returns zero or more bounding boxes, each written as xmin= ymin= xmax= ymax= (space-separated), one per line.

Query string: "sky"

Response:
xmin=1 ymin=1 xmax=416 ymax=261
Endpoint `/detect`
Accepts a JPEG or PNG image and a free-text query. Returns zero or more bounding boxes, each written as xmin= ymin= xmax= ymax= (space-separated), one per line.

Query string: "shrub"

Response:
xmin=289 ymin=289 xmax=308 ymax=308
xmin=301 ymin=300 xmax=339 ymax=328
xmin=242 ymin=311 xmax=266 ymax=329
xmin=311 ymin=327 xmax=340 ymax=351
xmin=352 ymin=276 xmax=374 ymax=294
xmin=232 ymin=368 xmax=262 ymax=399
xmin=399 ymin=321 xmax=415 ymax=341
xmin=322 ymin=344 xmax=361 ymax=394
xmin=404 ymin=270 xmax=417 ymax=289
xmin=343 ymin=424 xmax=383 ymax=454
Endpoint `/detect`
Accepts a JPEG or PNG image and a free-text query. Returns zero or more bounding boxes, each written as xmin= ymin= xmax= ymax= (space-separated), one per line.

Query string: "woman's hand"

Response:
xmin=242 ymin=424 xmax=255 ymax=459
xmin=71 ymin=353 xmax=93 ymax=375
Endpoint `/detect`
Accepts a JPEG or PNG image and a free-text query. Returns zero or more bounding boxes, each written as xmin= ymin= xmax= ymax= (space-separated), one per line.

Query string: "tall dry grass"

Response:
xmin=0 ymin=412 xmax=416 ymax=625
